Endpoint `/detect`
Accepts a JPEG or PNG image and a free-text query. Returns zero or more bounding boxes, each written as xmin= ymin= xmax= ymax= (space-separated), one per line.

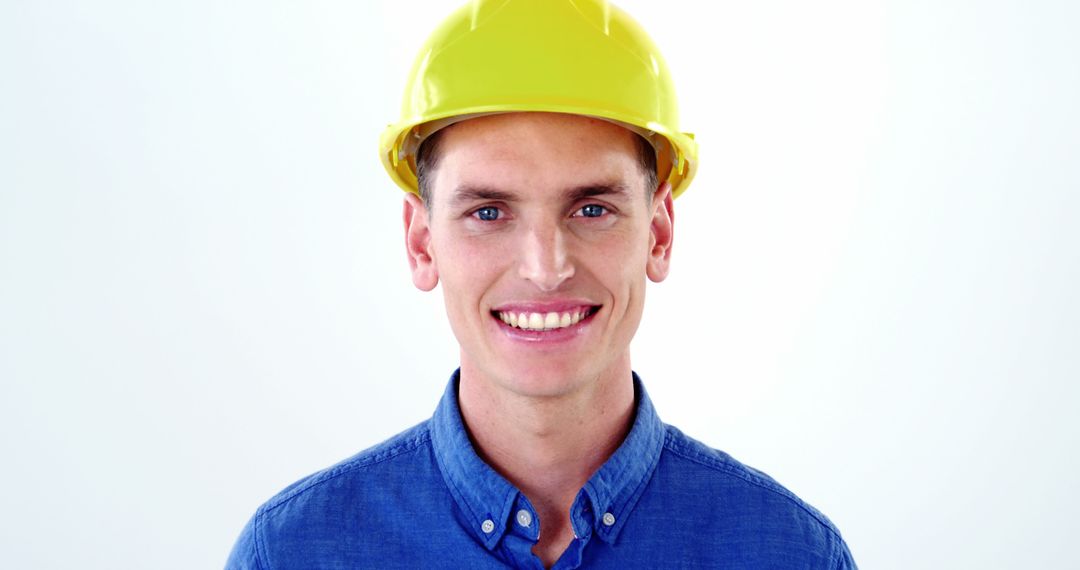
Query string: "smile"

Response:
xmin=492 ymin=306 xmax=599 ymax=331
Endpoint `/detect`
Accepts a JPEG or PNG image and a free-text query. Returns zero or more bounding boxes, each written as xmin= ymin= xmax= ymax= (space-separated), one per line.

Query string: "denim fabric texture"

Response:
xmin=227 ymin=371 xmax=856 ymax=569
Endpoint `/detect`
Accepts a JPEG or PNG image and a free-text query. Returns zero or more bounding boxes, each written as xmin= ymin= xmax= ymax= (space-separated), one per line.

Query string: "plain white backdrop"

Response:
xmin=2 ymin=0 xmax=1077 ymax=568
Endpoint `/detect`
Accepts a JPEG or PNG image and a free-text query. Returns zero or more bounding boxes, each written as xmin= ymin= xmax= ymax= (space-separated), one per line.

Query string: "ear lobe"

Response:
xmin=646 ymin=181 xmax=674 ymax=283
xmin=403 ymin=193 xmax=439 ymax=291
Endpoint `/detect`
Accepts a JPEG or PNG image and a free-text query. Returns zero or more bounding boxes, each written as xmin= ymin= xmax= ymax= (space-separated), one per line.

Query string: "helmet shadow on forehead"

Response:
xmin=415 ymin=114 xmax=659 ymax=209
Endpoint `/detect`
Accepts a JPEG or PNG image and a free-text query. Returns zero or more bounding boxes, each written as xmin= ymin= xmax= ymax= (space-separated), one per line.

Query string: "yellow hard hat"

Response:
xmin=379 ymin=0 xmax=698 ymax=198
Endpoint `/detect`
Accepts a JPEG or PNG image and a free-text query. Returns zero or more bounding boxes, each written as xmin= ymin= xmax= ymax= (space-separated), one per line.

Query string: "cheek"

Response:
xmin=581 ymin=223 xmax=651 ymax=268
xmin=577 ymin=233 xmax=650 ymax=301
xmin=433 ymin=233 xmax=512 ymax=298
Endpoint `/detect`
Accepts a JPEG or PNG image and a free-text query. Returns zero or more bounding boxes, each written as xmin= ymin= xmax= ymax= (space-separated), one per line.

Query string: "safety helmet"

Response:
xmin=379 ymin=0 xmax=698 ymax=198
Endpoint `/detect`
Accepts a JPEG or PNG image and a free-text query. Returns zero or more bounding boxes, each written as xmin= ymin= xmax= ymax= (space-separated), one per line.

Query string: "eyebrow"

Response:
xmin=448 ymin=182 xmax=632 ymax=207
xmin=448 ymin=185 xmax=517 ymax=207
xmin=564 ymin=183 xmax=632 ymax=203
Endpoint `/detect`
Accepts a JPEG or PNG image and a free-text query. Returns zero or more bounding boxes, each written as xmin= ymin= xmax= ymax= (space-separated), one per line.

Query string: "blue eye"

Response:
xmin=474 ymin=207 xmax=500 ymax=221
xmin=578 ymin=204 xmax=607 ymax=218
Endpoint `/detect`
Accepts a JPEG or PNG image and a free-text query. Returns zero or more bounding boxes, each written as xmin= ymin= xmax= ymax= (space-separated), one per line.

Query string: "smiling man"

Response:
xmin=227 ymin=1 xmax=855 ymax=568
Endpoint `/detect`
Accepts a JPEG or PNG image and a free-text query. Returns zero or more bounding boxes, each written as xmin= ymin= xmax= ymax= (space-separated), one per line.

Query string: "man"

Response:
xmin=228 ymin=1 xmax=856 ymax=568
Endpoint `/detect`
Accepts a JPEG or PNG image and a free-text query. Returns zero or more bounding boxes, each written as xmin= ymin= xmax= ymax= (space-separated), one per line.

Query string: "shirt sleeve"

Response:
xmin=225 ymin=512 xmax=263 ymax=570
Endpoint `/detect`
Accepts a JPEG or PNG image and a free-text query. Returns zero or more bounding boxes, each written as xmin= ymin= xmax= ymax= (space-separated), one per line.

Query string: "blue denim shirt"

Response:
xmin=227 ymin=371 xmax=856 ymax=569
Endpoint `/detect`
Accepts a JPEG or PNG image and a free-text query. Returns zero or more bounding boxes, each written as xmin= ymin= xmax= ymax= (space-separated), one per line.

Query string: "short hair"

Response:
xmin=415 ymin=127 xmax=659 ymax=207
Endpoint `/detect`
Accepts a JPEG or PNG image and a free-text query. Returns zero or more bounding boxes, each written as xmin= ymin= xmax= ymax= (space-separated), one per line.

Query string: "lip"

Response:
xmin=490 ymin=299 xmax=599 ymax=313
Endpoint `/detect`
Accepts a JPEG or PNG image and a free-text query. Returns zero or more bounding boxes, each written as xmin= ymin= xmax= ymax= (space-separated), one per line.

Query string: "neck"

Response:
xmin=457 ymin=357 xmax=636 ymax=566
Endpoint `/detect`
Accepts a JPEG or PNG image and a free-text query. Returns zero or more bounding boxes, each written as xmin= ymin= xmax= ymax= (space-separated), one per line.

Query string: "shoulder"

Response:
xmin=226 ymin=421 xmax=443 ymax=569
xmin=259 ymin=420 xmax=433 ymax=514
xmin=660 ymin=424 xmax=839 ymax=530
xmin=653 ymin=424 xmax=855 ymax=567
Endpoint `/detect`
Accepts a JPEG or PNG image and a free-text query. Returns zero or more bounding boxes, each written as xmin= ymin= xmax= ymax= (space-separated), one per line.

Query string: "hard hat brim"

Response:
xmin=380 ymin=105 xmax=697 ymax=199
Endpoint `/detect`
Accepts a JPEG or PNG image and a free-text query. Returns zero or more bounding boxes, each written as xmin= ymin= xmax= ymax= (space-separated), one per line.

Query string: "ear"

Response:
xmin=403 ymin=192 xmax=439 ymax=291
xmin=646 ymin=181 xmax=674 ymax=283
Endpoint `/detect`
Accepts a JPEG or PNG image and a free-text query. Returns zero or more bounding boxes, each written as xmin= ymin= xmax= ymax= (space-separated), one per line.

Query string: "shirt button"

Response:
xmin=481 ymin=519 xmax=495 ymax=534
xmin=602 ymin=512 xmax=616 ymax=527
xmin=516 ymin=509 xmax=533 ymax=527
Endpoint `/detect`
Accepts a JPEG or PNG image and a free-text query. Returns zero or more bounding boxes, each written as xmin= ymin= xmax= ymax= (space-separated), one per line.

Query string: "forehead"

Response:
xmin=431 ymin=112 xmax=642 ymax=203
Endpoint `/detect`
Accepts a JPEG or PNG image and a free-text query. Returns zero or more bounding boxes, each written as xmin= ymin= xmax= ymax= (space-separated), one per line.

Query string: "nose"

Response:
xmin=518 ymin=221 xmax=575 ymax=291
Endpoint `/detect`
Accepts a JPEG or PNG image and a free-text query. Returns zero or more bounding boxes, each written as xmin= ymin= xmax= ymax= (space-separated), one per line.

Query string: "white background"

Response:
xmin=2 ymin=0 xmax=1077 ymax=568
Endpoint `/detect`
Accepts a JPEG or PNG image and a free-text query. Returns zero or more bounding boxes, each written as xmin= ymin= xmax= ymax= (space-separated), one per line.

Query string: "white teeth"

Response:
xmin=528 ymin=313 xmax=544 ymax=329
xmin=497 ymin=308 xmax=592 ymax=331
xmin=544 ymin=312 xmax=559 ymax=328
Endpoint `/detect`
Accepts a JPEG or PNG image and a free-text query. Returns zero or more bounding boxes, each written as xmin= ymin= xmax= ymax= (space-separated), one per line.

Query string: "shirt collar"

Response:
xmin=429 ymin=369 xmax=666 ymax=549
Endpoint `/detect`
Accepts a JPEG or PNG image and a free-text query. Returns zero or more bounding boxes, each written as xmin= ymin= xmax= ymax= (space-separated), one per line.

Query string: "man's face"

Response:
xmin=404 ymin=112 xmax=673 ymax=398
